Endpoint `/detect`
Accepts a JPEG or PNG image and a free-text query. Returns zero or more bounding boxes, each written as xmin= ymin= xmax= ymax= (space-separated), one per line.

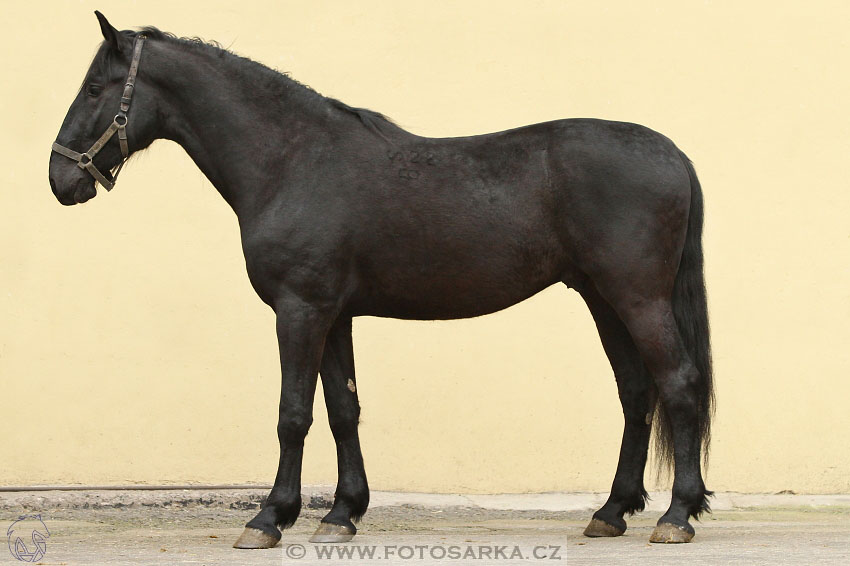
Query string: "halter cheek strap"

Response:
xmin=51 ymin=34 xmax=146 ymax=191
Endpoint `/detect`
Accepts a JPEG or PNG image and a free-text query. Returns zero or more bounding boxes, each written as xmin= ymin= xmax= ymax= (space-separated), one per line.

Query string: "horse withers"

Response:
xmin=48 ymin=12 xmax=715 ymax=547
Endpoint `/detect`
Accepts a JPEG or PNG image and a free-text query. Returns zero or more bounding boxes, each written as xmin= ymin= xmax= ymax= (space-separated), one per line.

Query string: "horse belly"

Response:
xmin=352 ymin=225 xmax=568 ymax=320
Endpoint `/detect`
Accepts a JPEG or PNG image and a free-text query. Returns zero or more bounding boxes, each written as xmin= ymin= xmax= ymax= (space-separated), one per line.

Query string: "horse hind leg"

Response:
xmin=600 ymin=290 xmax=711 ymax=543
xmin=578 ymin=283 xmax=656 ymax=538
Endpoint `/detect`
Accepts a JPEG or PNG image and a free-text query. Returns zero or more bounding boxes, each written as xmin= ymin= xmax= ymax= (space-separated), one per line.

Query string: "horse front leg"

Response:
xmin=309 ymin=316 xmax=369 ymax=543
xmin=234 ymin=298 xmax=332 ymax=549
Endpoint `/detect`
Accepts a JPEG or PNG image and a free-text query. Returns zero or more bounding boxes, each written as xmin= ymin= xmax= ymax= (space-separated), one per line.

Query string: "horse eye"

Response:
xmin=86 ymin=84 xmax=103 ymax=97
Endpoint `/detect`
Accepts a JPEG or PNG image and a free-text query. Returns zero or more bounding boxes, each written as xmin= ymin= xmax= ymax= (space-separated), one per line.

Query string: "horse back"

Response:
xmin=342 ymin=119 xmax=689 ymax=318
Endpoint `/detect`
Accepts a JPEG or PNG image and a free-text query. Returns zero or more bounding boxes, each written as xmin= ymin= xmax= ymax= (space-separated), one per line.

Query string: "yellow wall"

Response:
xmin=2 ymin=1 xmax=849 ymax=494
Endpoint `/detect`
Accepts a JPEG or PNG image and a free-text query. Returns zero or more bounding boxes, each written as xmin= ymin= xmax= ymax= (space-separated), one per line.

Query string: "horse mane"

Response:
xmin=127 ymin=26 xmax=396 ymax=136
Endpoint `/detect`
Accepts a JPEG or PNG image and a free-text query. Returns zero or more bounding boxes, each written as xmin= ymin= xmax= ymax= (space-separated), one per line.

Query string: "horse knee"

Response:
xmin=656 ymin=364 xmax=700 ymax=414
xmin=278 ymin=412 xmax=313 ymax=444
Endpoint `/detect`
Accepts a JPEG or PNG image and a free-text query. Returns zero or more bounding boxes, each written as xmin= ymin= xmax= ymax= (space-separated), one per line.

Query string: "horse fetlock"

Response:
xmin=620 ymin=489 xmax=650 ymax=516
xmin=671 ymin=482 xmax=710 ymax=516
xmin=328 ymin=489 xmax=369 ymax=521
xmin=689 ymin=488 xmax=714 ymax=519
xmin=253 ymin=493 xmax=302 ymax=530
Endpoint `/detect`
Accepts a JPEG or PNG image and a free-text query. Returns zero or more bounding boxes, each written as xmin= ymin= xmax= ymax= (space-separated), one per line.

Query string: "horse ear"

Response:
xmin=95 ymin=10 xmax=123 ymax=52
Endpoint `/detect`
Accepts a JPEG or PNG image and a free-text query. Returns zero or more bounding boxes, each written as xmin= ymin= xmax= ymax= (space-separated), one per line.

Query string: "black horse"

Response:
xmin=49 ymin=13 xmax=714 ymax=547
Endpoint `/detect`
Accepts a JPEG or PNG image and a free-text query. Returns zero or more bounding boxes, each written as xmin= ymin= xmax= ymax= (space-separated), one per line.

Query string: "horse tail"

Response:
xmin=653 ymin=151 xmax=715 ymax=473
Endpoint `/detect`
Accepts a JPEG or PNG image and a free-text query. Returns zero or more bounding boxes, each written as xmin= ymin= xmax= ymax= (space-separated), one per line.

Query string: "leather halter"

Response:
xmin=52 ymin=35 xmax=146 ymax=191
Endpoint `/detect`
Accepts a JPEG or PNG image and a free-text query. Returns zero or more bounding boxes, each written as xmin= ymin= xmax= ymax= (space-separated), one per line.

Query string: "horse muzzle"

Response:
xmin=49 ymin=154 xmax=100 ymax=206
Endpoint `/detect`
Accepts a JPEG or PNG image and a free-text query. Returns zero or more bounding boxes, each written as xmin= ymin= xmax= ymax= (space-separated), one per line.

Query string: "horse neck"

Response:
xmin=147 ymin=40 xmax=333 ymax=216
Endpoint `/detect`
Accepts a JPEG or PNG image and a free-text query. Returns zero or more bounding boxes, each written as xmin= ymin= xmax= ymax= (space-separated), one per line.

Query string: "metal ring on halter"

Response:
xmin=114 ymin=114 xmax=128 ymax=126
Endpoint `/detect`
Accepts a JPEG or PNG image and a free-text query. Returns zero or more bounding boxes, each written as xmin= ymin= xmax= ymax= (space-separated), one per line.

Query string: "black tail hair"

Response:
xmin=653 ymin=151 xmax=715 ymax=473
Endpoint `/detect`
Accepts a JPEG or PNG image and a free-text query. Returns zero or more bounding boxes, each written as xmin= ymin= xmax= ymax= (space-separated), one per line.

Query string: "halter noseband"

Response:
xmin=52 ymin=35 xmax=146 ymax=191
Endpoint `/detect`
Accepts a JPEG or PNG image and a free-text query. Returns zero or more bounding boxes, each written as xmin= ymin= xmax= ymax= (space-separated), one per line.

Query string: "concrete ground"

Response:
xmin=2 ymin=489 xmax=848 ymax=565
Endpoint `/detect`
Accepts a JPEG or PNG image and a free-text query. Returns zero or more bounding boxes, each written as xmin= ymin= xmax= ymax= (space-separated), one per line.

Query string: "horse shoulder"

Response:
xmin=238 ymin=204 xmax=353 ymax=307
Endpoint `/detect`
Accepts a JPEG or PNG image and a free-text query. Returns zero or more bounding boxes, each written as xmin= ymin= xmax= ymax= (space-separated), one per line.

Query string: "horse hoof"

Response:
xmin=583 ymin=518 xmax=625 ymax=537
xmin=649 ymin=523 xmax=694 ymax=543
xmin=309 ymin=522 xmax=356 ymax=543
xmin=233 ymin=527 xmax=281 ymax=549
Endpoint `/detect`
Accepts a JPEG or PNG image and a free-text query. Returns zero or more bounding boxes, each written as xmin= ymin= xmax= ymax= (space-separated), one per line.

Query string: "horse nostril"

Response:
xmin=50 ymin=177 xmax=58 ymax=195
